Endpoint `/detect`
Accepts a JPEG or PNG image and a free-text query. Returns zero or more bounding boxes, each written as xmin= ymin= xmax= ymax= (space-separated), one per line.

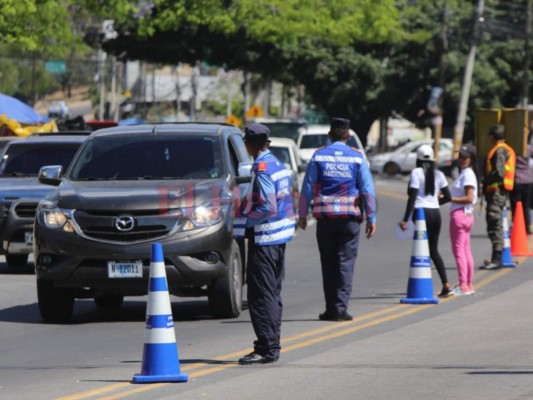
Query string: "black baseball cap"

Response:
xmin=459 ymin=143 xmax=477 ymax=158
xmin=244 ymin=123 xmax=270 ymax=141
xmin=330 ymin=117 xmax=350 ymax=130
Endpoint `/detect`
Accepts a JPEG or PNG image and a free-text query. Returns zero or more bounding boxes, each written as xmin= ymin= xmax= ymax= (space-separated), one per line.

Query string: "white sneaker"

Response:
xmin=452 ymin=287 xmax=475 ymax=296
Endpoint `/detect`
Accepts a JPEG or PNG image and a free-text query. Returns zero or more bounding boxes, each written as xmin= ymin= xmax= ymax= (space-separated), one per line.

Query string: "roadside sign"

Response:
xmin=245 ymin=105 xmax=264 ymax=118
xmin=502 ymin=109 xmax=528 ymax=158
xmin=225 ymin=115 xmax=241 ymax=127
xmin=45 ymin=61 xmax=67 ymax=75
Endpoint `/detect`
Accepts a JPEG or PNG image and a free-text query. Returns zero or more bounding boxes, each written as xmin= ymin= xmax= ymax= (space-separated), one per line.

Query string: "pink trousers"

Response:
xmin=449 ymin=208 xmax=475 ymax=290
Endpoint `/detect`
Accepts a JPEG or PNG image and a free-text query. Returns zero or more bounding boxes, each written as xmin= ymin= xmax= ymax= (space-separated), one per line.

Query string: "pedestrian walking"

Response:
xmin=298 ymin=117 xmax=377 ymax=322
xmin=509 ymin=133 xmax=533 ymax=235
xmin=399 ymin=144 xmax=452 ymax=297
xmin=447 ymin=144 xmax=479 ymax=296
xmin=233 ymin=123 xmax=296 ymax=365
xmin=480 ymin=124 xmax=516 ymax=270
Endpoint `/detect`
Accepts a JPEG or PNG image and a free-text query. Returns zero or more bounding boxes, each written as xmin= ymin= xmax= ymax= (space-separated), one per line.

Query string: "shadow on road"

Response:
xmin=0 ymin=299 xmax=217 ymax=325
xmin=0 ymin=262 xmax=34 ymax=275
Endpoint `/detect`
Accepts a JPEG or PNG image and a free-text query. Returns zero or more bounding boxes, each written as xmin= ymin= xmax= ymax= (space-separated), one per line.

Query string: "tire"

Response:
xmin=383 ymin=162 xmax=400 ymax=176
xmin=5 ymin=253 xmax=28 ymax=267
xmin=37 ymin=279 xmax=74 ymax=324
xmin=94 ymin=295 xmax=124 ymax=308
xmin=207 ymin=241 xmax=243 ymax=318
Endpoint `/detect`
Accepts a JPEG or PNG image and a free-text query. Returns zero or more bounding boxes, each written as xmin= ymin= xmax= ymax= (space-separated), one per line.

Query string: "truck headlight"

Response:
xmin=181 ymin=204 xmax=222 ymax=231
xmin=38 ymin=201 xmax=73 ymax=231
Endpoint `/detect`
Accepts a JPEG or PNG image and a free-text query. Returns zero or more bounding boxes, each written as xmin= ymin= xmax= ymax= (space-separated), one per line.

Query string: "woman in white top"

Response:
xmin=448 ymin=144 xmax=479 ymax=296
xmin=399 ymin=144 xmax=452 ymax=297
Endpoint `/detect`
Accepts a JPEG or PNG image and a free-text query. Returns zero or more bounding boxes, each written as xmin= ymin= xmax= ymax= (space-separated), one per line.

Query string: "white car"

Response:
xmin=296 ymin=124 xmax=368 ymax=166
xmin=47 ymin=101 xmax=71 ymax=119
xmin=369 ymin=138 xmax=453 ymax=176
xmin=268 ymin=137 xmax=306 ymax=211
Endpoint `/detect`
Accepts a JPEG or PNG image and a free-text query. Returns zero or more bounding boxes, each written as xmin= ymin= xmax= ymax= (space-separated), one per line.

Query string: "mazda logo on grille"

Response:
xmin=114 ymin=215 xmax=135 ymax=232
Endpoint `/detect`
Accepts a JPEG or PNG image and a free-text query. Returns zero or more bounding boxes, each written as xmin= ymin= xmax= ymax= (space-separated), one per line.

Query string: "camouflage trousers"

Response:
xmin=485 ymin=190 xmax=508 ymax=253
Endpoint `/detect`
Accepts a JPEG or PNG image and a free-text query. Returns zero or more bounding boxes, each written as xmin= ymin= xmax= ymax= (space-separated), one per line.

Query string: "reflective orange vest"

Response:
xmin=485 ymin=142 xmax=516 ymax=192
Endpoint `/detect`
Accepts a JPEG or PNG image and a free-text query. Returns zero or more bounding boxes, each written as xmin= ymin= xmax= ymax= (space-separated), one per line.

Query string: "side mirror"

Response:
xmin=38 ymin=165 xmax=63 ymax=186
xmin=297 ymin=164 xmax=307 ymax=173
xmin=235 ymin=162 xmax=252 ymax=184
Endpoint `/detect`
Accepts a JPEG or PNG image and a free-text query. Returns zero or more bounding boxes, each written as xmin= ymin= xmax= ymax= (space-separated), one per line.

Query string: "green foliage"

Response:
xmin=0 ymin=1 xmax=84 ymax=56
xmin=80 ymin=0 xmax=533 ymax=141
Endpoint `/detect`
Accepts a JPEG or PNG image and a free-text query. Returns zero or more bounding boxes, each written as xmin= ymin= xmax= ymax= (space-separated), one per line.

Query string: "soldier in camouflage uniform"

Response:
xmin=481 ymin=124 xmax=516 ymax=270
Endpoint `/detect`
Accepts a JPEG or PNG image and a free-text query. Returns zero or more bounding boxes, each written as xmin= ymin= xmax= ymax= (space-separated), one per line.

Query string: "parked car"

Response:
xmin=0 ymin=136 xmax=19 ymax=155
xmin=249 ymin=118 xmax=308 ymax=143
xmin=34 ymin=123 xmax=252 ymax=323
xmin=369 ymin=138 xmax=454 ymax=176
xmin=296 ymin=124 xmax=368 ymax=166
xmin=268 ymin=137 xmax=306 ymax=212
xmin=47 ymin=101 xmax=71 ymax=119
xmin=0 ymin=134 xmax=87 ymax=266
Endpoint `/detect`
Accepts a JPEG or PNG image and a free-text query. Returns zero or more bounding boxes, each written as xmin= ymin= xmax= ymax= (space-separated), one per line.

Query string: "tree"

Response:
xmin=0 ymin=1 xmax=83 ymax=56
xmin=80 ymin=0 xmax=532 ymax=143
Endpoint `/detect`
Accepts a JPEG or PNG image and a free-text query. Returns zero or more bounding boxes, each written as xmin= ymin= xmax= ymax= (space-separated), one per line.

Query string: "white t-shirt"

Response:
xmin=409 ymin=167 xmax=448 ymax=209
xmin=449 ymin=167 xmax=478 ymax=214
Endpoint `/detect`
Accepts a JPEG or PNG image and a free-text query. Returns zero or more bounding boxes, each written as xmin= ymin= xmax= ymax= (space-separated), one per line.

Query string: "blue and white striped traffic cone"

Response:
xmin=132 ymin=243 xmax=188 ymax=383
xmin=502 ymin=207 xmax=517 ymax=267
xmin=400 ymin=208 xmax=439 ymax=304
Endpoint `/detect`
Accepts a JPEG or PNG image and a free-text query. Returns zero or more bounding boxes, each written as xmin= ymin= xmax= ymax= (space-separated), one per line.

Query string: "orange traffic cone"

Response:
xmin=510 ymin=201 xmax=533 ymax=257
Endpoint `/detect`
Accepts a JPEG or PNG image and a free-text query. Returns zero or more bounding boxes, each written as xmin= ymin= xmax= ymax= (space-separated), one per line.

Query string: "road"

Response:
xmin=1 ymin=174 xmax=533 ymax=400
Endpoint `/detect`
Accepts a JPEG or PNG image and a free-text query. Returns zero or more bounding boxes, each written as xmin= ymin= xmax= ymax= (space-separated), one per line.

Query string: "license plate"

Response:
xmin=25 ymin=232 xmax=33 ymax=246
xmin=107 ymin=260 xmax=143 ymax=278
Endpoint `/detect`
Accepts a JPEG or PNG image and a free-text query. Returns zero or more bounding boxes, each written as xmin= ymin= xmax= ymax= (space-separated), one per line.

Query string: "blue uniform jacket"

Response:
xmin=299 ymin=141 xmax=377 ymax=223
xmin=234 ymin=150 xmax=295 ymax=245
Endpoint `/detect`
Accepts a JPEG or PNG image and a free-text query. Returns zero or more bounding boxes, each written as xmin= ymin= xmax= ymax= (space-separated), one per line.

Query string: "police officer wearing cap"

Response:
xmin=298 ymin=117 xmax=377 ymax=321
xmin=234 ymin=123 xmax=295 ymax=364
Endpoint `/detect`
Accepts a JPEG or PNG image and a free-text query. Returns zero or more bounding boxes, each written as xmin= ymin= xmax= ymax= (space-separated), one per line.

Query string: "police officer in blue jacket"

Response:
xmin=298 ymin=117 xmax=377 ymax=321
xmin=234 ymin=123 xmax=295 ymax=365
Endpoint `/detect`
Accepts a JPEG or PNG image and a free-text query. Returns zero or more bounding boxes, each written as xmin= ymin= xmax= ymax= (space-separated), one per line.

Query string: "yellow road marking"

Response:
xmin=56 ymin=260 xmax=524 ymax=399
xmin=55 ymin=383 xmax=130 ymax=400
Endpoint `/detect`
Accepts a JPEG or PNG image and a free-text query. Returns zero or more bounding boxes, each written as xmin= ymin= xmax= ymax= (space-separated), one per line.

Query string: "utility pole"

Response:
xmin=98 ymin=48 xmax=106 ymax=120
xmin=433 ymin=0 xmax=449 ymax=162
xmin=242 ymin=71 xmax=250 ymax=124
xmin=452 ymin=0 xmax=485 ymax=154
xmin=523 ymin=0 xmax=532 ymax=107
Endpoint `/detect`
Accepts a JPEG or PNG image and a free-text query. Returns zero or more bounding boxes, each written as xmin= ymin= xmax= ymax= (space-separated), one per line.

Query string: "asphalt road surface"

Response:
xmin=1 ymin=174 xmax=533 ymax=400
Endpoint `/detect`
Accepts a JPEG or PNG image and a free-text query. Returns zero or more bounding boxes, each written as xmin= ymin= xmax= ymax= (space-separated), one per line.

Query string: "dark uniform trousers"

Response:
xmin=247 ymin=238 xmax=286 ymax=361
xmin=486 ymin=189 xmax=508 ymax=253
xmin=316 ymin=217 xmax=361 ymax=314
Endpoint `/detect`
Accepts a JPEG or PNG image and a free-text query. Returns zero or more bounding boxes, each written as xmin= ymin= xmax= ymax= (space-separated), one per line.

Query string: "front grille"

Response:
xmin=14 ymin=202 xmax=38 ymax=218
xmin=73 ymin=210 xmax=180 ymax=243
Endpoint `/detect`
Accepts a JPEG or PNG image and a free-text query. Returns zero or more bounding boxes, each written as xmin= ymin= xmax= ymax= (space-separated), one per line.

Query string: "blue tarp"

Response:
xmin=0 ymin=94 xmax=49 ymax=125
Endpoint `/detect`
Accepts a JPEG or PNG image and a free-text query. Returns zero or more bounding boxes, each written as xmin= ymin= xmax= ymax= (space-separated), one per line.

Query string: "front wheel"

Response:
xmin=37 ymin=279 xmax=74 ymax=324
xmin=207 ymin=241 xmax=243 ymax=318
xmin=383 ymin=162 xmax=400 ymax=176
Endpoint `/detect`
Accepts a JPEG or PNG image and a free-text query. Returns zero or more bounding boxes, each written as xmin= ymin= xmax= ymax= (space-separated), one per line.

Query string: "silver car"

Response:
xmin=369 ymin=139 xmax=453 ymax=176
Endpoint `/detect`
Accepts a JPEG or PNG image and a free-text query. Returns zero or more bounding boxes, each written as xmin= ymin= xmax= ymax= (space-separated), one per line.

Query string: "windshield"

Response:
xmin=262 ymin=123 xmax=305 ymax=142
xmin=269 ymin=146 xmax=292 ymax=170
xmin=300 ymin=133 xmax=362 ymax=151
xmin=300 ymin=134 xmax=330 ymax=149
xmin=0 ymin=142 xmax=81 ymax=177
xmin=69 ymin=134 xmax=225 ymax=181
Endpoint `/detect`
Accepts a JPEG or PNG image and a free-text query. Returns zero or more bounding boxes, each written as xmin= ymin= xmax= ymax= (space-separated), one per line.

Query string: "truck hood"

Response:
xmin=53 ymin=179 xmax=231 ymax=212
xmin=0 ymin=177 xmax=56 ymax=202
